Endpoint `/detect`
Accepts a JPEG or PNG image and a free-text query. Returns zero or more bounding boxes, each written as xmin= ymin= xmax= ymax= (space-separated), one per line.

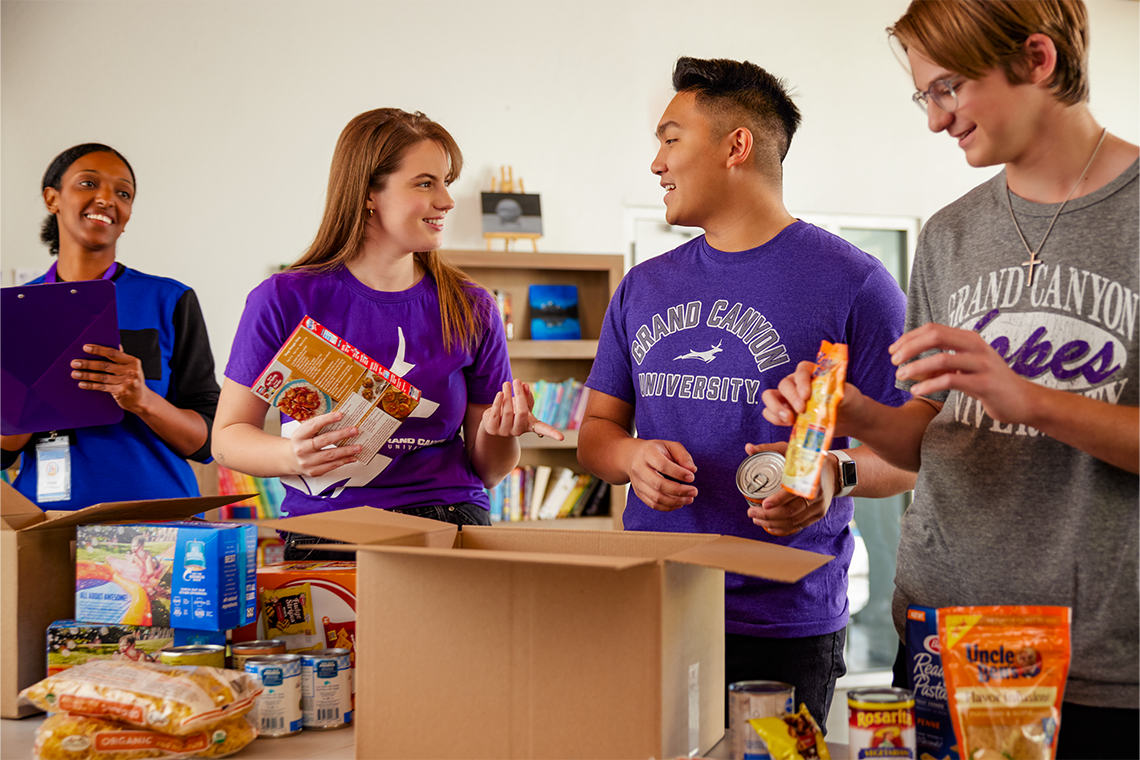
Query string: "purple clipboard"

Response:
xmin=1 ymin=280 xmax=125 ymax=435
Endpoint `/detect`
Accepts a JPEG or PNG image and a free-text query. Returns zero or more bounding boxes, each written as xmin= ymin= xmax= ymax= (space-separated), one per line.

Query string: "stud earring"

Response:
xmin=367 ymin=209 xmax=374 ymax=218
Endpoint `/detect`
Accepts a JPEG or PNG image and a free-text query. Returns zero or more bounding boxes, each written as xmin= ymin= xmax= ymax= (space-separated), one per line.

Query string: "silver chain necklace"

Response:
xmin=1007 ymin=127 xmax=1108 ymax=286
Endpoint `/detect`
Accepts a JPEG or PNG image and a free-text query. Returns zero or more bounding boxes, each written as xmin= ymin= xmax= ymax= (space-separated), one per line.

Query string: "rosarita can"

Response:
xmin=847 ymin=686 xmax=916 ymax=760
xmin=728 ymin=680 xmax=795 ymax=760
xmin=301 ymin=648 xmax=352 ymax=730
xmin=245 ymin=654 xmax=303 ymax=738
xmin=736 ymin=452 xmax=786 ymax=506
xmin=230 ymin=639 xmax=286 ymax=672
xmin=158 ymin=645 xmax=225 ymax=668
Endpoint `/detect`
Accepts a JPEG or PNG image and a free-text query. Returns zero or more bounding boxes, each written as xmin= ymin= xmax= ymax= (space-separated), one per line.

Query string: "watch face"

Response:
xmin=840 ymin=459 xmax=858 ymax=486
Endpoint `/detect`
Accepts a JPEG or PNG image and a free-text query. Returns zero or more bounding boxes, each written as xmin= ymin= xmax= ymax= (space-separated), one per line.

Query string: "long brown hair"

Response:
xmin=889 ymin=0 xmax=1089 ymax=107
xmin=291 ymin=108 xmax=486 ymax=353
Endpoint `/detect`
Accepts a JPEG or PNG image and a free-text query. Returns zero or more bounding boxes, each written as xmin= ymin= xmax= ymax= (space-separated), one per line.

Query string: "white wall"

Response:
xmin=3 ymin=0 xmax=1137 ymax=370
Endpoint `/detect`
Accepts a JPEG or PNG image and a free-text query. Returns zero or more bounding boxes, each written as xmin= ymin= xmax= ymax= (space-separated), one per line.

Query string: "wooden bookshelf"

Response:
xmin=440 ymin=249 xmax=626 ymax=527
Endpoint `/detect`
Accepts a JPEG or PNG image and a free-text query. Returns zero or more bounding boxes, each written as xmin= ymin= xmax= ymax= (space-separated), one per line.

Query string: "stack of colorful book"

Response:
xmin=216 ymin=466 xmax=285 ymax=520
xmin=487 ymin=465 xmax=609 ymax=522
xmin=529 ymin=379 xmax=589 ymax=431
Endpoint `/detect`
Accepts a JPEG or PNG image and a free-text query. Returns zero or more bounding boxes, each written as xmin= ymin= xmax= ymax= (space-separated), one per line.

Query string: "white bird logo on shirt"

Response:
xmin=674 ymin=342 xmax=723 ymax=363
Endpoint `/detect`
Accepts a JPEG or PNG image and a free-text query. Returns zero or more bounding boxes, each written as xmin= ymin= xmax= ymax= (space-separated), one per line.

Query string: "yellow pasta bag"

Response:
xmin=748 ymin=704 xmax=831 ymax=760
xmin=33 ymin=713 xmax=257 ymax=760
xmin=939 ymin=605 xmax=1071 ymax=760
xmin=782 ymin=341 xmax=847 ymax=498
xmin=19 ymin=660 xmax=262 ymax=737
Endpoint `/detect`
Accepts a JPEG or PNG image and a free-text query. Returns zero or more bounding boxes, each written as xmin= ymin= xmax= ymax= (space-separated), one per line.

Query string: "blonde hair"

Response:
xmin=888 ymin=0 xmax=1089 ymax=106
xmin=291 ymin=108 xmax=486 ymax=353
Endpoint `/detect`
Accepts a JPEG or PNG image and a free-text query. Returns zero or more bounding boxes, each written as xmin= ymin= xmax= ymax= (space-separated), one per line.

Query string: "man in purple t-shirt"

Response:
xmin=578 ymin=57 xmax=915 ymax=728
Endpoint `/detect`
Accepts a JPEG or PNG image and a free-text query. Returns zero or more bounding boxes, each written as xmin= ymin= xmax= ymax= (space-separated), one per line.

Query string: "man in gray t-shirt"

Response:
xmin=763 ymin=2 xmax=1138 ymax=758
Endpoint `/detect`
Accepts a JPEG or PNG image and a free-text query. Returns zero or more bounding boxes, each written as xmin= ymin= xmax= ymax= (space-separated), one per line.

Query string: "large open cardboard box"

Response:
xmin=0 ymin=482 xmax=245 ymax=718
xmin=266 ymin=507 xmax=833 ymax=760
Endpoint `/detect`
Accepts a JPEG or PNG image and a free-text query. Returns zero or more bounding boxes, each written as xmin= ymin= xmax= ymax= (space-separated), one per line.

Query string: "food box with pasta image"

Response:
xmin=74 ymin=521 xmax=251 ymax=632
xmin=250 ymin=315 xmax=421 ymax=464
xmin=1 ymin=482 xmax=246 ymax=718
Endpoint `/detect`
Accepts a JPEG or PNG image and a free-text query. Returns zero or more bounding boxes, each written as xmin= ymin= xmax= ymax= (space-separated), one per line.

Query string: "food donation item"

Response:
xmin=301 ymin=648 xmax=353 ymax=729
xmin=906 ymin=606 xmax=960 ymax=760
xmin=244 ymin=654 xmax=303 ymax=738
xmin=728 ymin=680 xmax=795 ymax=760
xmin=157 ymin=645 xmax=225 ymax=668
xmin=32 ymin=713 xmax=257 ymax=760
xmin=229 ymin=639 xmax=286 ymax=672
xmin=747 ymin=704 xmax=830 ymax=760
xmin=847 ymin=687 xmax=916 ymax=760
xmin=782 ymin=341 xmax=847 ymax=499
xmin=736 ymin=452 xmax=787 ymax=508
xmin=938 ymin=605 xmax=1071 ymax=760
xmin=19 ymin=661 xmax=262 ymax=736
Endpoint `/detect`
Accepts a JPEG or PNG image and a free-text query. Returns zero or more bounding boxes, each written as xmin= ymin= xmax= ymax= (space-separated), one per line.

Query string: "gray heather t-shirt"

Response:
xmin=894 ymin=160 xmax=1139 ymax=709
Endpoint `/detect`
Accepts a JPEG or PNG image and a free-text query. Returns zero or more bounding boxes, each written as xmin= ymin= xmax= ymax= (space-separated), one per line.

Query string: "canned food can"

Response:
xmin=301 ymin=648 xmax=352 ymax=730
xmin=736 ymin=452 xmax=786 ymax=506
xmin=847 ymin=687 xmax=916 ymax=760
xmin=158 ymin=645 xmax=225 ymax=668
xmin=231 ymin=639 xmax=286 ymax=672
xmin=729 ymin=680 xmax=795 ymax=760
xmin=245 ymin=654 xmax=303 ymax=738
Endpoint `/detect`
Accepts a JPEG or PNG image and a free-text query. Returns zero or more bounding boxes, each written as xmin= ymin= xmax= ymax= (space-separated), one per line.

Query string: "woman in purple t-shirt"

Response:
xmin=213 ymin=109 xmax=558 ymax=557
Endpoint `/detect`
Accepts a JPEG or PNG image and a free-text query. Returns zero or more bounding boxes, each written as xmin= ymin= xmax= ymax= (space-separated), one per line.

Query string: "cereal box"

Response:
xmin=250 ymin=316 xmax=421 ymax=464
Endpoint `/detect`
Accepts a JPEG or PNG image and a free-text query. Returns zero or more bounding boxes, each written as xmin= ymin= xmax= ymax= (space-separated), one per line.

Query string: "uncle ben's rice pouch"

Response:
xmin=782 ymin=341 xmax=847 ymax=499
xmin=938 ymin=605 xmax=1071 ymax=760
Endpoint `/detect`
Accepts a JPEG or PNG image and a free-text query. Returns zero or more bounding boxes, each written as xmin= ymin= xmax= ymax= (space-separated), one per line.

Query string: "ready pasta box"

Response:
xmin=0 ymin=481 xmax=246 ymax=718
xmin=75 ymin=521 xmax=254 ymax=632
xmin=257 ymin=506 xmax=834 ymax=760
xmin=906 ymin=605 xmax=960 ymax=760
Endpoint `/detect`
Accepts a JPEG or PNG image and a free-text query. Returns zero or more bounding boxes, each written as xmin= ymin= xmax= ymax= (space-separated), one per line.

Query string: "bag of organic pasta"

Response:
xmin=20 ymin=661 xmax=262 ymax=737
xmin=33 ymin=713 xmax=257 ymax=760
xmin=938 ymin=605 xmax=1071 ymax=760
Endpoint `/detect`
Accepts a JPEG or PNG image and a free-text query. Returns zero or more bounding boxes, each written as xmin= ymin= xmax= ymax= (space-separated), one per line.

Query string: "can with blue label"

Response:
xmin=301 ymin=648 xmax=352 ymax=730
xmin=244 ymin=654 xmax=303 ymax=737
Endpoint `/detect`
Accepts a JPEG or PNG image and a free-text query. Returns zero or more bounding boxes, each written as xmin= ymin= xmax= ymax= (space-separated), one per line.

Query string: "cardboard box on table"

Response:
xmin=261 ymin=506 xmax=833 ymax=760
xmin=0 ymin=481 xmax=246 ymax=719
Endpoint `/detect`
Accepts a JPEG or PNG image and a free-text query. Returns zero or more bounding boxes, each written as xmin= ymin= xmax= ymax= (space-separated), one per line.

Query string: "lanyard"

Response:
xmin=44 ymin=261 xmax=119 ymax=283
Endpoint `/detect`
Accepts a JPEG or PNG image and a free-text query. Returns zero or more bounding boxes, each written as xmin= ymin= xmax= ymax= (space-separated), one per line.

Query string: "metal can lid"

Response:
xmin=736 ymin=452 xmax=786 ymax=499
xmin=232 ymin=639 xmax=286 ymax=653
xmin=301 ymin=648 xmax=351 ymax=659
xmin=847 ymin=687 xmax=915 ymax=708
xmin=162 ymin=645 xmax=226 ymax=654
xmin=243 ymin=654 xmax=303 ymax=667
xmin=728 ymin=679 xmax=795 ymax=694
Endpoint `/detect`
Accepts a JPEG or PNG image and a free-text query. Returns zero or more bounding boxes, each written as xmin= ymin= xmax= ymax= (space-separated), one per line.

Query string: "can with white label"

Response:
xmin=728 ymin=680 xmax=795 ymax=760
xmin=847 ymin=686 xmax=916 ymax=760
xmin=245 ymin=654 xmax=303 ymax=738
xmin=301 ymin=648 xmax=353 ymax=730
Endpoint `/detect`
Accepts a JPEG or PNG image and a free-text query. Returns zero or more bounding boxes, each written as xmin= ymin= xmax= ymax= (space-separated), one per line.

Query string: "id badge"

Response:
xmin=36 ymin=434 xmax=72 ymax=503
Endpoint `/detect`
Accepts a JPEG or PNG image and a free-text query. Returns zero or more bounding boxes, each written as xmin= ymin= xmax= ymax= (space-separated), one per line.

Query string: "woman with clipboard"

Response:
xmin=1 ymin=144 xmax=220 ymax=509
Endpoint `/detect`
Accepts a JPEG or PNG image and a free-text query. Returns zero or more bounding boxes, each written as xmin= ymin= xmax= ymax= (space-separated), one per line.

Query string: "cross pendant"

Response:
xmin=1022 ymin=253 xmax=1042 ymax=286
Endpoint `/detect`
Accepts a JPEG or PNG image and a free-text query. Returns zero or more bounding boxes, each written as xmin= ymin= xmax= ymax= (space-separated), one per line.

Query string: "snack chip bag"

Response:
xmin=19 ymin=660 xmax=262 ymax=737
xmin=938 ymin=605 xmax=1071 ymax=760
xmin=262 ymin=583 xmax=314 ymax=639
xmin=782 ymin=341 xmax=847 ymax=498
xmin=33 ymin=712 xmax=257 ymax=760
xmin=748 ymin=704 xmax=831 ymax=760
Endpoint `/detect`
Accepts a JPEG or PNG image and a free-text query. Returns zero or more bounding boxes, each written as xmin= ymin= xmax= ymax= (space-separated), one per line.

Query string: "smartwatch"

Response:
xmin=832 ymin=450 xmax=857 ymax=498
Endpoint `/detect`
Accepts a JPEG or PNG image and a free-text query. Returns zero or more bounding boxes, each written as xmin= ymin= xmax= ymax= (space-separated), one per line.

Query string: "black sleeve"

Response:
xmin=1 ymin=446 xmax=21 ymax=471
xmin=169 ymin=289 xmax=221 ymax=463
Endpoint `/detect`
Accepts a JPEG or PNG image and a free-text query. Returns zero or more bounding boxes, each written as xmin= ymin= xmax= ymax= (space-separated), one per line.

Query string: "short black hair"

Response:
xmin=672 ymin=57 xmax=802 ymax=167
xmin=40 ymin=143 xmax=136 ymax=256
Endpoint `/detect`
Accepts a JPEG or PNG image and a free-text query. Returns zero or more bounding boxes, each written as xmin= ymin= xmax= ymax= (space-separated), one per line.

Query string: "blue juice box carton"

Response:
xmin=75 ymin=521 xmax=253 ymax=631
xmin=906 ymin=605 xmax=960 ymax=760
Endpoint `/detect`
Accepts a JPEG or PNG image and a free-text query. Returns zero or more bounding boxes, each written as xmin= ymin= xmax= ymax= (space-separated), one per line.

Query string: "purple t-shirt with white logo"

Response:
xmin=587 ymin=223 xmax=909 ymax=638
xmin=225 ymin=267 xmax=511 ymax=517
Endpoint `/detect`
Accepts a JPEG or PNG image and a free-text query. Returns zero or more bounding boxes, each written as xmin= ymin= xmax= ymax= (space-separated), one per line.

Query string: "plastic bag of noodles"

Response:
xmin=20 ymin=660 xmax=262 ymax=737
xmin=33 ymin=712 xmax=258 ymax=760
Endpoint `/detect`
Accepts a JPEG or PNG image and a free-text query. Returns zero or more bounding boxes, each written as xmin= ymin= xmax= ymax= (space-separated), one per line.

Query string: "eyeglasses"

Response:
xmin=912 ymin=76 xmax=965 ymax=113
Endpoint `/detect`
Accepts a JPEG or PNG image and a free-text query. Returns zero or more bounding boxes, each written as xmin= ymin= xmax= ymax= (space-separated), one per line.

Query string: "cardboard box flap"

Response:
xmin=458 ymin=524 xmax=712 ymax=560
xmin=258 ymin=506 xmax=458 ymax=548
xmin=666 ymin=534 xmax=833 ymax=583
xmin=348 ymin=541 xmax=658 ymax=570
xmin=1 ymin=481 xmax=49 ymax=531
xmin=8 ymin=487 xmax=248 ymax=532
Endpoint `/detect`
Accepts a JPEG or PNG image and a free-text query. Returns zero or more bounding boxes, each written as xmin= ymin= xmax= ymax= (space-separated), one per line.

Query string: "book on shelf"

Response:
xmin=529 ymin=465 xmax=552 ymax=521
xmin=528 ymin=285 xmax=581 ymax=340
xmin=528 ymin=378 xmax=587 ymax=432
xmin=537 ymin=467 xmax=578 ymax=520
